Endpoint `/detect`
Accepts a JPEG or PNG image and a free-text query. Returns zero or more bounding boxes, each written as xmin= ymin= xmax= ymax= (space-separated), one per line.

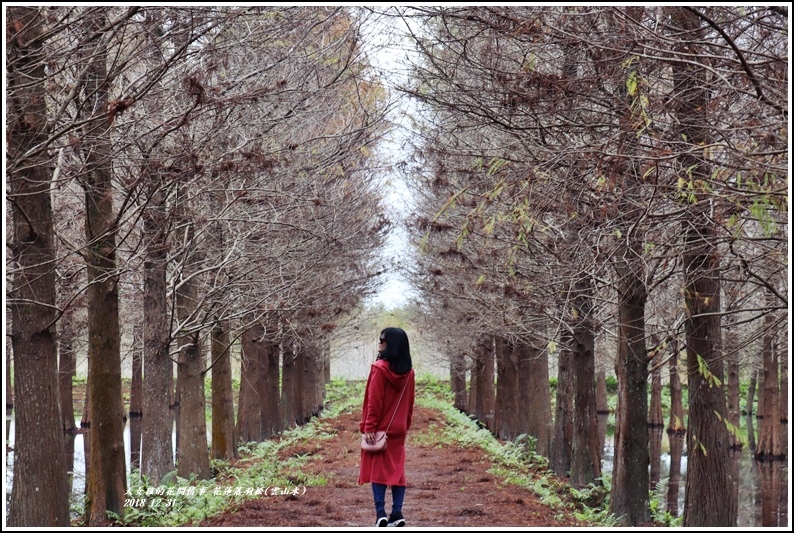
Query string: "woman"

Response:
xmin=359 ymin=327 xmax=416 ymax=527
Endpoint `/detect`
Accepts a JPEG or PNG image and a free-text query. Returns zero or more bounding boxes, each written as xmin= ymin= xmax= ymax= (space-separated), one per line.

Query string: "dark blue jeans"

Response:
xmin=372 ymin=483 xmax=406 ymax=515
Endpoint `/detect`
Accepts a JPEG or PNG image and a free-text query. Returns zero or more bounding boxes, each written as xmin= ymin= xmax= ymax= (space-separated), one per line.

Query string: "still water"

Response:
xmin=598 ymin=414 xmax=789 ymax=528
xmin=5 ymin=414 xmax=789 ymax=526
xmin=5 ymin=415 xmax=181 ymax=504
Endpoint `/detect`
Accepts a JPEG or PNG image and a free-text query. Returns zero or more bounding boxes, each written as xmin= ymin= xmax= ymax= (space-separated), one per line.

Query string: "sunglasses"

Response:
xmin=379 ymin=337 xmax=386 ymax=343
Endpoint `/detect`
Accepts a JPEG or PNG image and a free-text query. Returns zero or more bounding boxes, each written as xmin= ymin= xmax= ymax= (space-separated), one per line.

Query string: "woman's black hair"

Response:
xmin=377 ymin=327 xmax=412 ymax=374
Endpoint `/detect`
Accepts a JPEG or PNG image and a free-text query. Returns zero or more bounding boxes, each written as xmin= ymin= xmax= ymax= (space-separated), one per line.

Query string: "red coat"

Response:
xmin=358 ymin=360 xmax=415 ymax=486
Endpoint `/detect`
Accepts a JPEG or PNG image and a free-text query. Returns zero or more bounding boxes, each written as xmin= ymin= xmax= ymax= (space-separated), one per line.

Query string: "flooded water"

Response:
xmin=599 ymin=414 xmax=789 ymax=527
xmin=5 ymin=415 xmax=177 ymax=503
xmin=5 ymin=414 xmax=790 ymax=526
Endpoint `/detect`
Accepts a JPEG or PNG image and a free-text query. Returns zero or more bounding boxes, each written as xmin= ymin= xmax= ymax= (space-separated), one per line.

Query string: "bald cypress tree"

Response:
xmin=7 ymin=7 xmax=70 ymax=526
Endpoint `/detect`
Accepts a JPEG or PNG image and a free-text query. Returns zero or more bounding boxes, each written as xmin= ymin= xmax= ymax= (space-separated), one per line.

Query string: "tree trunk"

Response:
xmin=294 ymin=344 xmax=308 ymax=425
xmin=307 ymin=346 xmax=325 ymax=418
xmin=607 ymin=8 xmax=651 ymax=518
xmin=648 ymin=358 xmax=663 ymax=491
xmin=308 ymin=350 xmax=322 ymax=418
xmin=517 ymin=342 xmax=531 ymax=437
xmin=139 ymin=9 xmax=179 ymax=486
xmin=129 ymin=415 xmax=143 ymax=474
xmin=609 ymin=271 xmax=649 ymax=524
xmin=549 ymin=42 xmax=578 ymax=478
xmin=266 ymin=336 xmax=282 ymax=436
xmin=65 ymin=433 xmax=76 ymax=494
xmin=595 ymin=369 xmax=608 ymax=459
xmin=281 ymin=338 xmax=296 ymax=429
xmin=211 ymin=319 xmax=237 ymax=460
xmin=779 ymin=356 xmax=788 ymax=440
xmin=141 ymin=177 xmax=174 ymax=485
xmin=468 ymin=354 xmax=478 ymax=420
xmin=569 ymin=283 xmax=601 ymax=488
xmin=59 ymin=305 xmax=77 ymax=433
xmin=300 ymin=345 xmax=315 ymax=423
xmin=649 ymin=427 xmax=663 ymax=493
xmin=307 ymin=345 xmax=320 ymax=416
xmin=7 ymin=7 xmax=70 ymax=525
xmin=725 ymin=324 xmax=742 ymax=449
xmin=525 ymin=341 xmax=551 ymax=457
xmin=550 ymin=338 xmax=574 ymax=477
xmin=296 ymin=341 xmax=323 ymax=424
xmin=450 ymin=355 xmax=467 ymax=412
xmin=175 ymin=230 xmax=210 ymax=480
xmin=82 ymin=379 xmax=91 ymax=494
xmin=595 ymin=369 xmax=608 ymax=414
xmin=680 ymin=162 xmax=735 ymax=526
xmin=746 ymin=369 xmax=757 ymax=452
xmin=649 ymin=358 xmax=663 ymax=428
xmin=756 ymin=359 xmax=765 ymax=441
xmin=756 ymin=289 xmax=782 ymax=459
xmin=474 ymin=335 xmax=495 ymax=429
xmin=667 ymin=339 xmax=685 ymax=434
xmin=174 ymin=360 xmax=181 ymax=456
xmin=237 ymin=327 xmax=262 ymax=442
xmin=322 ymin=339 xmax=331 ymax=386
xmin=176 ymin=330 xmax=210 ymax=480
xmin=671 ymin=8 xmax=735 ymax=526
xmin=80 ymin=9 xmax=127 ymax=524
xmin=6 ymin=343 xmax=12 ymax=448
xmin=469 ymin=344 xmax=485 ymax=420
xmin=130 ymin=325 xmax=143 ymax=470
xmin=256 ymin=331 xmax=273 ymax=439
xmin=666 ymin=432 xmax=685 ymax=517
xmin=611 ymin=319 xmax=627 ymax=505
xmin=494 ymin=338 xmax=519 ymax=439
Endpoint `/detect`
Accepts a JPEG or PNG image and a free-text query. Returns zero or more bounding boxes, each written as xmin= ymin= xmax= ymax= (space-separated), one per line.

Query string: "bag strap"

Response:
xmin=384 ymin=372 xmax=410 ymax=433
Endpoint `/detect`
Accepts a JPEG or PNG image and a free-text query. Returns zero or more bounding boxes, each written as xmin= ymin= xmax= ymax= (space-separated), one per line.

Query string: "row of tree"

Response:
xmin=391 ymin=6 xmax=788 ymax=527
xmin=7 ymin=6 xmax=392 ymax=526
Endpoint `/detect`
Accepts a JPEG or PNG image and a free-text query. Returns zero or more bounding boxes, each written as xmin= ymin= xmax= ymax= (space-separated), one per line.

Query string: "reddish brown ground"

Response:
xmin=202 ymin=406 xmax=591 ymax=528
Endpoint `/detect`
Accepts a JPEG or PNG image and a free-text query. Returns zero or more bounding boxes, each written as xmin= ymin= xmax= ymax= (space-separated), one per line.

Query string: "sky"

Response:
xmin=362 ymin=8 xmax=421 ymax=310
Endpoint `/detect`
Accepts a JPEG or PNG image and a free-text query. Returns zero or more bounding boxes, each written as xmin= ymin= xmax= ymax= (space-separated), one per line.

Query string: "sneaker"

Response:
xmin=376 ymin=511 xmax=388 ymax=527
xmin=387 ymin=512 xmax=405 ymax=527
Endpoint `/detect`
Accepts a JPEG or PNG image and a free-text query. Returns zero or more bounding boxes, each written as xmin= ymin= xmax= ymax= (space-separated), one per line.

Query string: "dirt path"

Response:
xmin=202 ymin=406 xmax=588 ymax=528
